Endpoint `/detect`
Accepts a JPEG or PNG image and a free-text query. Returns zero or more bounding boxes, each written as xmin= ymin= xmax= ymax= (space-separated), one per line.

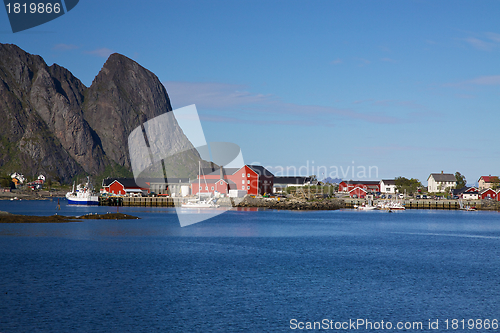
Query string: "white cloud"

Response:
xmin=164 ymin=81 xmax=272 ymax=109
xmin=163 ymin=81 xmax=403 ymax=125
xmin=463 ymin=37 xmax=493 ymax=51
xmin=462 ymin=32 xmax=500 ymax=51
xmin=380 ymin=57 xmax=397 ymax=63
xmin=445 ymin=75 xmax=500 ymax=87
xmin=53 ymin=43 xmax=78 ymax=51
xmin=356 ymin=58 xmax=371 ymax=67
xmin=485 ymin=32 xmax=500 ymax=43
xmin=86 ymin=47 xmax=114 ymax=58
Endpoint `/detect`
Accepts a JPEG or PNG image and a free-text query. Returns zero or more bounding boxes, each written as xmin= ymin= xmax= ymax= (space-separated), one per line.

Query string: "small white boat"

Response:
xmin=357 ymin=205 xmax=378 ymax=211
xmin=356 ymin=199 xmax=378 ymax=210
xmin=459 ymin=199 xmax=477 ymax=211
xmin=181 ymin=161 xmax=219 ymax=209
xmin=378 ymin=201 xmax=406 ymax=210
xmin=182 ymin=198 xmax=220 ymax=208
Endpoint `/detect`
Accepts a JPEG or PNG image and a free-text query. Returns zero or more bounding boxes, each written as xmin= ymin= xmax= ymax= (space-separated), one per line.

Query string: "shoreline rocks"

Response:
xmin=236 ymin=195 xmax=344 ymax=210
xmin=0 ymin=212 xmax=140 ymax=223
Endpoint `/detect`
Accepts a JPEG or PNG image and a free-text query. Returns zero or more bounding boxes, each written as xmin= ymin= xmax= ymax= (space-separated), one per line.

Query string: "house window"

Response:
xmin=199 ymin=186 xmax=201 ymax=190
xmin=247 ymin=186 xmax=250 ymax=190
xmin=242 ymin=180 xmax=245 ymax=184
xmin=247 ymin=173 xmax=250 ymax=177
xmin=242 ymin=186 xmax=245 ymax=190
xmin=242 ymin=173 xmax=245 ymax=177
xmin=205 ymin=186 xmax=208 ymax=190
xmin=211 ymin=186 xmax=214 ymax=190
xmin=247 ymin=180 xmax=250 ymax=184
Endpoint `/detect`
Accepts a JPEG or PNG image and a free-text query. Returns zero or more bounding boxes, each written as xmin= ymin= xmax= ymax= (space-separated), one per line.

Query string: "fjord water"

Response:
xmin=1 ymin=199 xmax=500 ymax=332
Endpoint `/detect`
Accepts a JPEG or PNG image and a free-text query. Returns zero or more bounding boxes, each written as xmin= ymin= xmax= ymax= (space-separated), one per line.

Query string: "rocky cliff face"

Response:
xmin=83 ymin=53 xmax=176 ymax=169
xmin=0 ymin=43 xmax=199 ymax=182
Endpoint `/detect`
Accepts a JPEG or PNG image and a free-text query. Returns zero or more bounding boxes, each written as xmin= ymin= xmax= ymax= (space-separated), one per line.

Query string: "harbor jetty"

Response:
xmin=344 ymin=198 xmax=498 ymax=210
xmin=96 ymin=194 xmax=500 ymax=211
xmin=0 ymin=212 xmax=140 ymax=223
xmin=100 ymin=196 xmax=176 ymax=207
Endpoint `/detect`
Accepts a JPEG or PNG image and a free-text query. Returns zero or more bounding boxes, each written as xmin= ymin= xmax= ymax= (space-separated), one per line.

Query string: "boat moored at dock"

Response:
xmin=66 ymin=177 xmax=99 ymax=205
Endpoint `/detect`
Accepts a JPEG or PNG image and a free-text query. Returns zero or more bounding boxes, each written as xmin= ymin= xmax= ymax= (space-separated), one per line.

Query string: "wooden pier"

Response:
xmin=100 ymin=196 xmax=176 ymax=207
xmin=99 ymin=196 xmax=483 ymax=210
xmin=344 ymin=199 xmax=481 ymax=210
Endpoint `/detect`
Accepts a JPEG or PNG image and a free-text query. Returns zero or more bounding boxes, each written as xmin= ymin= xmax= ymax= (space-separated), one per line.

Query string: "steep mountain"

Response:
xmin=0 ymin=43 xmax=87 ymax=180
xmin=0 ymin=43 xmax=200 ymax=183
xmin=84 ymin=53 xmax=177 ymax=169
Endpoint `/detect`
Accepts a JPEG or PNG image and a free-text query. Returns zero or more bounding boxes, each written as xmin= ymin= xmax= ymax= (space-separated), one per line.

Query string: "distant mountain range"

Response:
xmin=0 ymin=43 xmax=201 ymax=183
xmin=322 ymin=177 xmax=342 ymax=184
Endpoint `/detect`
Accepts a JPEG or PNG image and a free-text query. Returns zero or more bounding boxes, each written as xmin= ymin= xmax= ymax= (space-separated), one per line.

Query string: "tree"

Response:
xmin=490 ymin=176 xmax=500 ymax=190
xmin=0 ymin=176 xmax=11 ymax=188
xmin=395 ymin=177 xmax=422 ymax=195
xmin=455 ymin=172 xmax=466 ymax=189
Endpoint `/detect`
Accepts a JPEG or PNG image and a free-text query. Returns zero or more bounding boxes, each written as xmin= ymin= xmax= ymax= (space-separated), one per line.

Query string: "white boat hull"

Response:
xmin=357 ymin=206 xmax=378 ymax=211
xmin=181 ymin=200 xmax=219 ymax=208
xmin=66 ymin=194 xmax=99 ymax=205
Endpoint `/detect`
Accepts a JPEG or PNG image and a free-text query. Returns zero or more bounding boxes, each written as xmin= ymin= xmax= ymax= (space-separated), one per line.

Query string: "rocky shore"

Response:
xmin=478 ymin=200 xmax=500 ymax=211
xmin=236 ymin=195 xmax=345 ymax=210
xmin=0 ymin=212 xmax=140 ymax=223
xmin=0 ymin=189 xmax=68 ymax=200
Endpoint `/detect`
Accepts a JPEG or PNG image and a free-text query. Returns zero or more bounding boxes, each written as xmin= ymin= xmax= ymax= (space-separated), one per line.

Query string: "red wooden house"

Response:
xmin=339 ymin=180 xmax=380 ymax=193
xmin=191 ymin=178 xmax=236 ymax=196
xmin=101 ymin=178 xmax=149 ymax=196
xmin=348 ymin=187 xmax=367 ymax=198
xmin=479 ymin=188 xmax=497 ymax=200
xmin=192 ymin=165 xmax=274 ymax=196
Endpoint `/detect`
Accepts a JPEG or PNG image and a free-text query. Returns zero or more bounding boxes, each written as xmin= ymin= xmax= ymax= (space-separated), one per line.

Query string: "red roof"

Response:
xmin=480 ymin=176 xmax=499 ymax=183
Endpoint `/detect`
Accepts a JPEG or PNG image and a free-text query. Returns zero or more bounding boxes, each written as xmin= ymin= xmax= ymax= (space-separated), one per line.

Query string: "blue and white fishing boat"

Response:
xmin=66 ymin=177 xmax=99 ymax=205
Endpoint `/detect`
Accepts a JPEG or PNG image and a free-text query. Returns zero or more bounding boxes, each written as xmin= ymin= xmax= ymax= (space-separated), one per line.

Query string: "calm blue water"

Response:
xmin=1 ymin=199 xmax=500 ymax=332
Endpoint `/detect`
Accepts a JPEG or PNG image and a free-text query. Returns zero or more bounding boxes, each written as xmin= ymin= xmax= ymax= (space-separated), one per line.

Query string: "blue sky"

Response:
xmin=1 ymin=0 xmax=499 ymax=185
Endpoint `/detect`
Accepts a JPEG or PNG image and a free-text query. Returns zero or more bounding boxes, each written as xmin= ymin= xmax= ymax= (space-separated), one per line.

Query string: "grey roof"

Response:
xmin=274 ymin=176 xmax=311 ymax=185
xmin=452 ymin=187 xmax=470 ymax=195
xmin=203 ymin=165 xmax=274 ymax=177
xmin=381 ymin=179 xmax=396 ymax=185
xmin=247 ymin=165 xmax=274 ymax=177
xmin=190 ymin=178 xmax=236 ymax=185
xmin=204 ymin=168 xmax=240 ymax=177
xmin=429 ymin=173 xmax=456 ymax=182
xmin=132 ymin=177 xmax=191 ymax=185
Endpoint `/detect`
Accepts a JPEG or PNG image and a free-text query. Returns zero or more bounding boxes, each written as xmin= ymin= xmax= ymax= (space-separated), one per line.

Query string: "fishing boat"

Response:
xmin=66 ymin=177 xmax=99 ymax=205
xmin=356 ymin=199 xmax=378 ymax=210
xmin=181 ymin=162 xmax=219 ymax=208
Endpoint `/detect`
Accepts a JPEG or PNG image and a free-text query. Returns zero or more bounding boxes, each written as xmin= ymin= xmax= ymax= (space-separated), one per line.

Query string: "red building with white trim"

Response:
xmin=101 ymin=178 xmax=149 ymax=196
xmin=479 ymin=188 xmax=497 ymax=200
xmin=192 ymin=165 xmax=274 ymax=196
xmin=339 ymin=180 xmax=380 ymax=193
xmin=349 ymin=187 xmax=367 ymax=198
